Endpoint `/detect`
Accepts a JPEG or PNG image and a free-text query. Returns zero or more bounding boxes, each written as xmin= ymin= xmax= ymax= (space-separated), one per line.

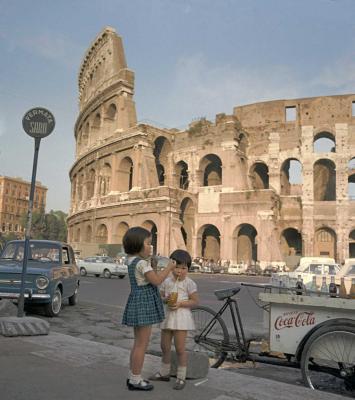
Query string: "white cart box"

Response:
xmin=259 ymin=293 xmax=355 ymax=356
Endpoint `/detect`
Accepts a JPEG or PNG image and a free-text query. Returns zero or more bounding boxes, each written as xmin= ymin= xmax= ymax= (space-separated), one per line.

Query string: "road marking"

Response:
xmin=194 ymin=378 xmax=208 ymax=386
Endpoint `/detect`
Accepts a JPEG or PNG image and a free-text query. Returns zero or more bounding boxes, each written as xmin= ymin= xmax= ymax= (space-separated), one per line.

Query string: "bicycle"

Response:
xmin=187 ymin=283 xmax=355 ymax=395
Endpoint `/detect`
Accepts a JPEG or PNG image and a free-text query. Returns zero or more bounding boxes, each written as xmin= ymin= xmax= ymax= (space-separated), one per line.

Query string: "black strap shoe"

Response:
xmin=127 ymin=379 xmax=154 ymax=391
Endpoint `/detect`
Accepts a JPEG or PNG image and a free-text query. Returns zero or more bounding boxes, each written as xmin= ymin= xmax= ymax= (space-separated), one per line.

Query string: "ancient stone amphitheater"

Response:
xmin=67 ymin=27 xmax=355 ymax=268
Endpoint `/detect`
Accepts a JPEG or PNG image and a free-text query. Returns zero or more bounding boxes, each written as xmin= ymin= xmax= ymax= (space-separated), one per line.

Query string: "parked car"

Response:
xmin=189 ymin=262 xmax=201 ymax=272
xmin=228 ymin=263 xmax=247 ymax=275
xmin=77 ymin=256 xmax=127 ymax=279
xmin=338 ymin=258 xmax=355 ymax=291
xmin=0 ymin=240 xmax=80 ymax=317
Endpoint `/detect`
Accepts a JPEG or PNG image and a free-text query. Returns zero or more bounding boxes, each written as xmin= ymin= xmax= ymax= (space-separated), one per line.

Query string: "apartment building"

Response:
xmin=0 ymin=176 xmax=47 ymax=236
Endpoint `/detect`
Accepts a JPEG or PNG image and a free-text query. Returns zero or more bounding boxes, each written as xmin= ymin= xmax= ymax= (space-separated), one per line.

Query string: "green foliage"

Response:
xmin=0 ymin=232 xmax=18 ymax=250
xmin=20 ymin=209 xmax=68 ymax=242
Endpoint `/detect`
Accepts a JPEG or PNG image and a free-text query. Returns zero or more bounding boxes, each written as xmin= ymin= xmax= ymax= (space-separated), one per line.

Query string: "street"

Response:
xmin=25 ymin=272 xmax=304 ymax=388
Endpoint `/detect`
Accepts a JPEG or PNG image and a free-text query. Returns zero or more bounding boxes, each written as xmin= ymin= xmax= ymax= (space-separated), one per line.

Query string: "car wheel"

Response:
xmin=68 ymin=287 xmax=79 ymax=306
xmin=103 ymin=269 xmax=111 ymax=279
xmin=80 ymin=267 xmax=87 ymax=276
xmin=44 ymin=288 xmax=62 ymax=317
xmin=118 ymin=275 xmax=125 ymax=279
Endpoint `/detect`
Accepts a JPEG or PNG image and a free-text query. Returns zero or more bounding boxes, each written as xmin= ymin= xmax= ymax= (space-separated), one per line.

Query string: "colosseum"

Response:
xmin=67 ymin=27 xmax=355 ymax=268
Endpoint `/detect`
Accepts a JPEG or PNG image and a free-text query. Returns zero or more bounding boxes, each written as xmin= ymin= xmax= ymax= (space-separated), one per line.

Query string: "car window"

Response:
xmin=347 ymin=265 xmax=355 ymax=275
xmin=309 ymin=264 xmax=322 ymax=274
xmin=62 ymin=248 xmax=70 ymax=264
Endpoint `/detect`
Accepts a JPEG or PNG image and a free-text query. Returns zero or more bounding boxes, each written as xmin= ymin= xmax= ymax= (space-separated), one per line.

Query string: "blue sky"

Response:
xmin=0 ymin=0 xmax=355 ymax=211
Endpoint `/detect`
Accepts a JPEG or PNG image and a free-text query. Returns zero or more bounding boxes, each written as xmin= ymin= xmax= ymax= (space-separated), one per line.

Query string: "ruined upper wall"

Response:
xmin=234 ymin=94 xmax=355 ymax=129
xmin=78 ymin=27 xmax=134 ymax=111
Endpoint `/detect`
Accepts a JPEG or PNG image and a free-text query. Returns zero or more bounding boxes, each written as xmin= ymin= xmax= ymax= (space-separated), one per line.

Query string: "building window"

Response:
xmin=352 ymin=101 xmax=355 ymax=117
xmin=285 ymin=106 xmax=296 ymax=122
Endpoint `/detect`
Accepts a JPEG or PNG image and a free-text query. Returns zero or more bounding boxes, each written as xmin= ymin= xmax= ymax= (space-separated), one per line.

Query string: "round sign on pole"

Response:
xmin=22 ymin=107 xmax=55 ymax=138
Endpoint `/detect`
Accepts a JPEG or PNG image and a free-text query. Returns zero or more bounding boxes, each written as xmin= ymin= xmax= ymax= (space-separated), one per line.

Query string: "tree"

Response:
xmin=20 ymin=209 xmax=67 ymax=241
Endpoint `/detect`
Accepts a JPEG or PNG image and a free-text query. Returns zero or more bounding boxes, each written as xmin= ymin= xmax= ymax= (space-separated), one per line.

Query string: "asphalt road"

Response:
xmin=78 ymin=272 xmax=270 ymax=337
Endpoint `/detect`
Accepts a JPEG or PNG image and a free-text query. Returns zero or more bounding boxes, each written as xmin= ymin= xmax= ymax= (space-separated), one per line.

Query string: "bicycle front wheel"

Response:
xmin=187 ymin=305 xmax=230 ymax=368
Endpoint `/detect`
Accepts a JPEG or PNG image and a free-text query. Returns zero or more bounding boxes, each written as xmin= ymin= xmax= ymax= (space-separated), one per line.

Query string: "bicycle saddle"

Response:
xmin=214 ymin=286 xmax=241 ymax=300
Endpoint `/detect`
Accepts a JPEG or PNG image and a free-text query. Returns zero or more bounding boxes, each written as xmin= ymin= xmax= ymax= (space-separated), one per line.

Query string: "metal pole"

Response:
xmin=17 ymin=138 xmax=41 ymax=317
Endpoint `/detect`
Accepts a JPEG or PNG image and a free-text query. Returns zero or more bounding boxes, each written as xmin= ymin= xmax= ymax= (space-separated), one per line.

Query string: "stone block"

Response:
xmin=170 ymin=351 xmax=209 ymax=379
xmin=0 ymin=316 xmax=50 ymax=337
xmin=0 ymin=299 xmax=18 ymax=317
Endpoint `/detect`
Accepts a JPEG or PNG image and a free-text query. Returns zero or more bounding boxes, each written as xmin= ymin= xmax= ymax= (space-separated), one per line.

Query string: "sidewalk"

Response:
xmin=0 ymin=332 xmax=348 ymax=400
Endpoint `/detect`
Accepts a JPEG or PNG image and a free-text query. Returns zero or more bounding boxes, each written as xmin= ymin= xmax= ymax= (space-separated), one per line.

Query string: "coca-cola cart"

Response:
xmin=259 ymin=292 xmax=355 ymax=393
xmin=191 ymin=284 xmax=355 ymax=396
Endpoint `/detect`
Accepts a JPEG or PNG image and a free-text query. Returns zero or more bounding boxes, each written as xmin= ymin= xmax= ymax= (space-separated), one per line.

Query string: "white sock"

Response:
xmin=129 ymin=373 xmax=147 ymax=385
xmin=159 ymin=362 xmax=170 ymax=376
xmin=177 ymin=366 xmax=187 ymax=381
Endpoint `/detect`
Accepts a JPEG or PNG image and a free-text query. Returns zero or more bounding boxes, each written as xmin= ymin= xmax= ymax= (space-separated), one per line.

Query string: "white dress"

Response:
xmin=159 ymin=276 xmax=197 ymax=330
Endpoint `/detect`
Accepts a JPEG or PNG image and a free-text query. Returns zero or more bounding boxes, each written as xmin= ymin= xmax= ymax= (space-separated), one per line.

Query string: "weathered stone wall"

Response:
xmin=67 ymin=27 xmax=355 ymax=266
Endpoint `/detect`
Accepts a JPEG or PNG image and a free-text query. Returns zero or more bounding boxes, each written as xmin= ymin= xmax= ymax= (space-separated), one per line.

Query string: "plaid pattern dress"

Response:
xmin=122 ymin=257 xmax=165 ymax=326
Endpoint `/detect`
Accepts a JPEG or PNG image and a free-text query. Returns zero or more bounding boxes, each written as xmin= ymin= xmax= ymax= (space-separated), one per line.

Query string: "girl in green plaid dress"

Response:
xmin=122 ymin=226 xmax=176 ymax=391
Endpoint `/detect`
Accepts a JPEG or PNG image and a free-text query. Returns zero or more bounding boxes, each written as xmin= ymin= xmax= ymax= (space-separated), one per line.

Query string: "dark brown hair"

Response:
xmin=123 ymin=226 xmax=151 ymax=255
xmin=169 ymin=249 xmax=192 ymax=268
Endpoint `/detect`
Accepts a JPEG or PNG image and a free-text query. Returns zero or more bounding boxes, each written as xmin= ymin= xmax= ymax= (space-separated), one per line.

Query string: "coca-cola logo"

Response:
xmin=274 ymin=311 xmax=315 ymax=330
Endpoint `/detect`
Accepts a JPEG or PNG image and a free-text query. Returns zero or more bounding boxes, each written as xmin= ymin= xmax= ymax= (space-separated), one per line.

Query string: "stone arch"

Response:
xmin=154 ymin=136 xmax=172 ymax=186
xmin=314 ymin=226 xmax=336 ymax=259
xmin=348 ymin=157 xmax=355 ymax=200
xmin=280 ymin=158 xmax=302 ymax=195
xmin=96 ymin=223 xmax=108 ymax=244
xmin=82 ymin=121 xmax=89 ymax=147
xmin=74 ymin=227 xmax=81 ymax=242
xmin=106 ymin=103 xmax=117 ymax=120
xmin=349 ymin=229 xmax=355 ymax=258
xmin=176 ymin=160 xmax=189 ymax=189
xmin=142 ymin=220 xmax=158 ymax=254
xmin=93 ymin=112 xmax=101 ymax=128
xmin=313 ymin=131 xmax=336 ymax=153
xmin=232 ymin=224 xmax=257 ymax=265
xmin=180 ymin=197 xmax=195 ymax=254
xmin=100 ymin=163 xmax=111 ymax=195
xmin=86 ymin=168 xmax=96 ymax=199
xmin=238 ymin=132 xmax=248 ymax=154
xmin=116 ymin=222 xmax=129 ymax=247
xmin=197 ymin=224 xmax=220 ymax=261
xmin=77 ymin=173 xmax=84 ymax=201
xmin=199 ymin=154 xmax=222 ymax=186
xmin=313 ymin=159 xmax=336 ymax=201
xmin=250 ymin=162 xmax=269 ymax=189
xmin=86 ymin=225 xmax=92 ymax=242
xmin=117 ymin=157 xmax=133 ymax=192
xmin=280 ymin=228 xmax=302 ymax=259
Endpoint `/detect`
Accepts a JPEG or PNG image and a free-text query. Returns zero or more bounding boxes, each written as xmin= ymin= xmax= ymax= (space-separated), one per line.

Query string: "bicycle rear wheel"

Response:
xmin=187 ymin=305 xmax=230 ymax=368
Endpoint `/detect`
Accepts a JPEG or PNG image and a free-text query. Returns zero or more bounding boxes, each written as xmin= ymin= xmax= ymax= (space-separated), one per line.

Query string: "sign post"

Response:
xmin=17 ymin=107 xmax=55 ymax=317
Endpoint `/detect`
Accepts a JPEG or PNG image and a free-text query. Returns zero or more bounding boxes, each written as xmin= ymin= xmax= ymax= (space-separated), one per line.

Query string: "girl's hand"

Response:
xmin=168 ymin=302 xmax=180 ymax=310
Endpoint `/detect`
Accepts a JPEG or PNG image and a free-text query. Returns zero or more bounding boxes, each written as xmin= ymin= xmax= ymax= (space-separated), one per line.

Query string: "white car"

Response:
xmin=228 ymin=264 xmax=247 ymax=275
xmin=338 ymin=258 xmax=355 ymax=291
xmin=78 ymin=256 xmax=127 ymax=279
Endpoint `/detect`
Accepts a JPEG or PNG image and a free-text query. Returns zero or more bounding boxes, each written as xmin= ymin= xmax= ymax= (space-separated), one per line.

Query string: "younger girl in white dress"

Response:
xmin=150 ymin=249 xmax=198 ymax=390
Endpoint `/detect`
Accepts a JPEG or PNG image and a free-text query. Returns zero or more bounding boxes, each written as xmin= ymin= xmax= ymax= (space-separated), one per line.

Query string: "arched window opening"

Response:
xmin=93 ymin=113 xmax=101 ymax=128
xmin=280 ymin=228 xmax=302 ymax=260
xmin=199 ymin=224 xmax=220 ymax=261
xmin=180 ymin=198 xmax=195 ymax=254
xmin=313 ymin=159 xmax=336 ymax=201
xmin=96 ymin=224 xmax=108 ymax=244
xmin=176 ymin=161 xmax=189 ymax=189
xmin=75 ymin=228 xmax=81 ymax=242
xmin=107 ymin=103 xmax=117 ymax=120
xmin=313 ymin=132 xmax=336 ymax=153
xmin=99 ymin=163 xmax=111 ymax=196
xmin=200 ymin=154 xmax=222 ymax=186
xmin=280 ymin=159 xmax=302 ymax=195
xmin=77 ymin=174 xmax=84 ymax=201
xmin=117 ymin=222 xmax=129 ymax=247
xmin=314 ymin=227 xmax=336 ymax=259
xmin=238 ymin=133 xmax=248 ymax=154
xmin=154 ymin=136 xmax=172 ymax=186
xmin=142 ymin=220 xmax=158 ymax=254
xmin=348 ymin=158 xmax=355 ymax=200
xmin=234 ymin=224 xmax=257 ymax=265
xmin=86 ymin=169 xmax=95 ymax=199
xmin=250 ymin=163 xmax=269 ymax=189
xmin=117 ymin=157 xmax=133 ymax=192
xmin=349 ymin=230 xmax=355 ymax=258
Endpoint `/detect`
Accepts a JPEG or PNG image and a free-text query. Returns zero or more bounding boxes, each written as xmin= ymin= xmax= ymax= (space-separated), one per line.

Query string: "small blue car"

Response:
xmin=0 ymin=240 xmax=80 ymax=317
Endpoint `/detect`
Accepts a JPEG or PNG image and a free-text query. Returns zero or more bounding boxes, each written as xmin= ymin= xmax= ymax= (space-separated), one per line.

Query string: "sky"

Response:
xmin=1 ymin=0 xmax=355 ymax=212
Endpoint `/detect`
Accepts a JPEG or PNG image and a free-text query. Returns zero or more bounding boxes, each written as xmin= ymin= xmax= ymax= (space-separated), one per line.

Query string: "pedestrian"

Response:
xmin=122 ymin=226 xmax=176 ymax=391
xmin=150 ymin=249 xmax=199 ymax=390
